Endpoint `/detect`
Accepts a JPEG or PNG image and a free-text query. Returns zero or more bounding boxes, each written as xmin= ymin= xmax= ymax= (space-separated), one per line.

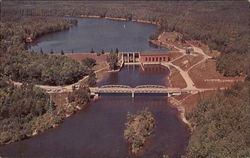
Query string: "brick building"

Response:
xmin=140 ymin=50 xmax=170 ymax=63
xmin=121 ymin=50 xmax=170 ymax=64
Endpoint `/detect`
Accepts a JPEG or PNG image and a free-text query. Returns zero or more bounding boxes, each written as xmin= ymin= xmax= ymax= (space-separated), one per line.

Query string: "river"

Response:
xmin=0 ymin=18 xmax=189 ymax=158
xmin=0 ymin=65 xmax=189 ymax=158
xmin=29 ymin=17 xmax=165 ymax=53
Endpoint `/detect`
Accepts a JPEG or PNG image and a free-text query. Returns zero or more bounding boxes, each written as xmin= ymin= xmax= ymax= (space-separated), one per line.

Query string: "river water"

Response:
xmin=0 ymin=65 xmax=189 ymax=158
xmin=29 ymin=18 xmax=165 ymax=53
xmin=0 ymin=18 xmax=189 ymax=158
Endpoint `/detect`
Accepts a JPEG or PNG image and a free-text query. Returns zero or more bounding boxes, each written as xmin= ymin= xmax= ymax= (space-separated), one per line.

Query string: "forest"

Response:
xmin=0 ymin=16 xmax=90 ymax=86
xmin=1 ymin=51 xmax=89 ymax=85
xmin=185 ymin=79 xmax=250 ymax=158
xmin=0 ymin=80 xmax=90 ymax=144
xmin=0 ymin=81 xmax=53 ymax=144
xmin=2 ymin=1 xmax=249 ymax=77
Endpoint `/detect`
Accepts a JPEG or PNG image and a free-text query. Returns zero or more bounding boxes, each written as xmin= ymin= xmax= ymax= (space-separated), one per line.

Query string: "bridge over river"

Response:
xmin=90 ymin=84 xmax=201 ymax=98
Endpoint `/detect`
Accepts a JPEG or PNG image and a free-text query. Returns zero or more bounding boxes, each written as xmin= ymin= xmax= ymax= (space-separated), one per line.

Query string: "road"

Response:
xmin=158 ymin=36 xmax=213 ymax=91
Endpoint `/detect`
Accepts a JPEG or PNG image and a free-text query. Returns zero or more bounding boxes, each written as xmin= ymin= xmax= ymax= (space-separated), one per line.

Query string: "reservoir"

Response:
xmin=29 ymin=18 xmax=165 ymax=53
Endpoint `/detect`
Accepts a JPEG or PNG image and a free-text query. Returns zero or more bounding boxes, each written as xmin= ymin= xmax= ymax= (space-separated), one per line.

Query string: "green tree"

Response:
xmin=68 ymin=85 xmax=90 ymax=106
xmin=115 ymin=48 xmax=119 ymax=54
xmin=81 ymin=58 xmax=96 ymax=69
xmin=90 ymin=48 xmax=94 ymax=53
xmin=61 ymin=50 xmax=64 ymax=55
xmin=106 ymin=52 xmax=118 ymax=70
xmin=87 ymin=71 xmax=97 ymax=87
xmin=50 ymin=49 xmax=54 ymax=54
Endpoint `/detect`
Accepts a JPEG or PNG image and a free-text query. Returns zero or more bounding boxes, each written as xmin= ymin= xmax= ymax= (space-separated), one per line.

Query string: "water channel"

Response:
xmin=0 ymin=18 xmax=189 ymax=158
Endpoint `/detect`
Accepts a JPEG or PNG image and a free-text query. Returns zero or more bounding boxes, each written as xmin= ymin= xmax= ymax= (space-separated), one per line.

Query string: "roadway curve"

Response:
xmin=160 ymin=42 xmax=212 ymax=91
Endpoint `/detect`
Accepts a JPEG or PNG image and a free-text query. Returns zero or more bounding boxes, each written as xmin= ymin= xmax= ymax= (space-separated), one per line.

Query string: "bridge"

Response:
xmin=90 ymin=84 xmax=199 ymax=98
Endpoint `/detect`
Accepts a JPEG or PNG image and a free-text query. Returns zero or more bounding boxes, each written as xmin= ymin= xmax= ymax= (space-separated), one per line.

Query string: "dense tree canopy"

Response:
xmin=82 ymin=58 xmax=96 ymax=69
xmin=87 ymin=71 xmax=97 ymax=87
xmin=124 ymin=108 xmax=156 ymax=154
xmin=0 ymin=81 xmax=52 ymax=144
xmin=1 ymin=51 xmax=88 ymax=85
xmin=68 ymin=85 xmax=90 ymax=108
xmin=0 ymin=16 xmax=89 ymax=86
xmin=0 ymin=81 xmax=91 ymax=145
xmin=107 ymin=52 xmax=118 ymax=70
xmin=185 ymin=80 xmax=250 ymax=158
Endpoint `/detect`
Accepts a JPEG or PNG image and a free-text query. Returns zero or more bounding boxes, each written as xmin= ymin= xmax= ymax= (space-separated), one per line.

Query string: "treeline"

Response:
xmin=0 ymin=81 xmax=53 ymax=144
xmin=3 ymin=1 xmax=249 ymax=77
xmin=1 ymin=51 xmax=88 ymax=85
xmin=0 ymin=16 xmax=90 ymax=86
xmin=217 ymin=52 xmax=250 ymax=77
xmin=0 ymin=81 xmax=91 ymax=144
xmin=185 ymin=79 xmax=250 ymax=158
xmin=0 ymin=15 xmax=77 ymax=55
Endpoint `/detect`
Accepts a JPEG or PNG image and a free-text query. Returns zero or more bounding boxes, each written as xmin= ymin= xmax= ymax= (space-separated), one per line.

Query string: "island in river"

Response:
xmin=0 ymin=16 xmax=244 ymax=158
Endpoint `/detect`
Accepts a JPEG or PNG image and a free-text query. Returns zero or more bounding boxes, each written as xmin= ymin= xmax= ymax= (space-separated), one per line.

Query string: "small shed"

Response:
xmin=183 ymin=44 xmax=194 ymax=54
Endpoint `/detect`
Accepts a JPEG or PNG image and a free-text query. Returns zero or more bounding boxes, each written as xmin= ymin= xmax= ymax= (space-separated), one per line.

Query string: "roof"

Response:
xmin=140 ymin=50 xmax=170 ymax=56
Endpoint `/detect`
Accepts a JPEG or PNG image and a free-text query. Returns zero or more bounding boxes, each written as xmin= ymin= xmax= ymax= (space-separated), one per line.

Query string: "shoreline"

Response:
xmin=4 ymin=15 xmax=205 ymax=145
xmin=168 ymin=97 xmax=193 ymax=132
xmin=26 ymin=15 xmax=194 ymax=133
xmin=75 ymin=14 xmax=160 ymax=25
xmin=149 ymin=32 xmax=194 ymax=130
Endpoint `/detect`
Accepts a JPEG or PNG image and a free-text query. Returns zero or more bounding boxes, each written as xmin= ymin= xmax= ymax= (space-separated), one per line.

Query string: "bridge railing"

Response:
xmin=135 ymin=85 xmax=166 ymax=89
xmin=99 ymin=84 xmax=167 ymax=89
xmin=100 ymin=85 xmax=131 ymax=88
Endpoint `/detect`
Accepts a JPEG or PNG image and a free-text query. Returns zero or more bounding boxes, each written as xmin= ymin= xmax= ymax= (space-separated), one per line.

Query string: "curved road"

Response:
xmin=160 ymin=42 xmax=212 ymax=91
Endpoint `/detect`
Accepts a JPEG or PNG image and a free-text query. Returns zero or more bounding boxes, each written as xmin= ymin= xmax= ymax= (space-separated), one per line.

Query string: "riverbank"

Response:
xmin=0 ymin=81 xmax=92 ymax=145
xmin=4 ymin=15 xmax=239 ymax=146
xmin=151 ymin=31 xmax=245 ymax=131
xmin=25 ymin=18 xmax=77 ymax=44
xmin=23 ymin=15 xmax=243 ymax=135
xmin=75 ymin=14 xmax=160 ymax=25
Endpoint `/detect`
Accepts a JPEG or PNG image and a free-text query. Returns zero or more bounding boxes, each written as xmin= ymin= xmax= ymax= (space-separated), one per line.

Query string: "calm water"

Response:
xmin=29 ymin=18 xmax=165 ymax=53
xmin=98 ymin=65 xmax=170 ymax=87
xmin=0 ymin=65 xmax=189 ymax=158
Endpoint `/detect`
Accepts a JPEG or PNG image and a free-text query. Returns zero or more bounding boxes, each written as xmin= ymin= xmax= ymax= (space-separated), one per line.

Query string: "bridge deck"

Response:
xmin=89 ymin=85 xmax=202 ymax=98
xmin=90 ymin=87 xmax=198 ymax=94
